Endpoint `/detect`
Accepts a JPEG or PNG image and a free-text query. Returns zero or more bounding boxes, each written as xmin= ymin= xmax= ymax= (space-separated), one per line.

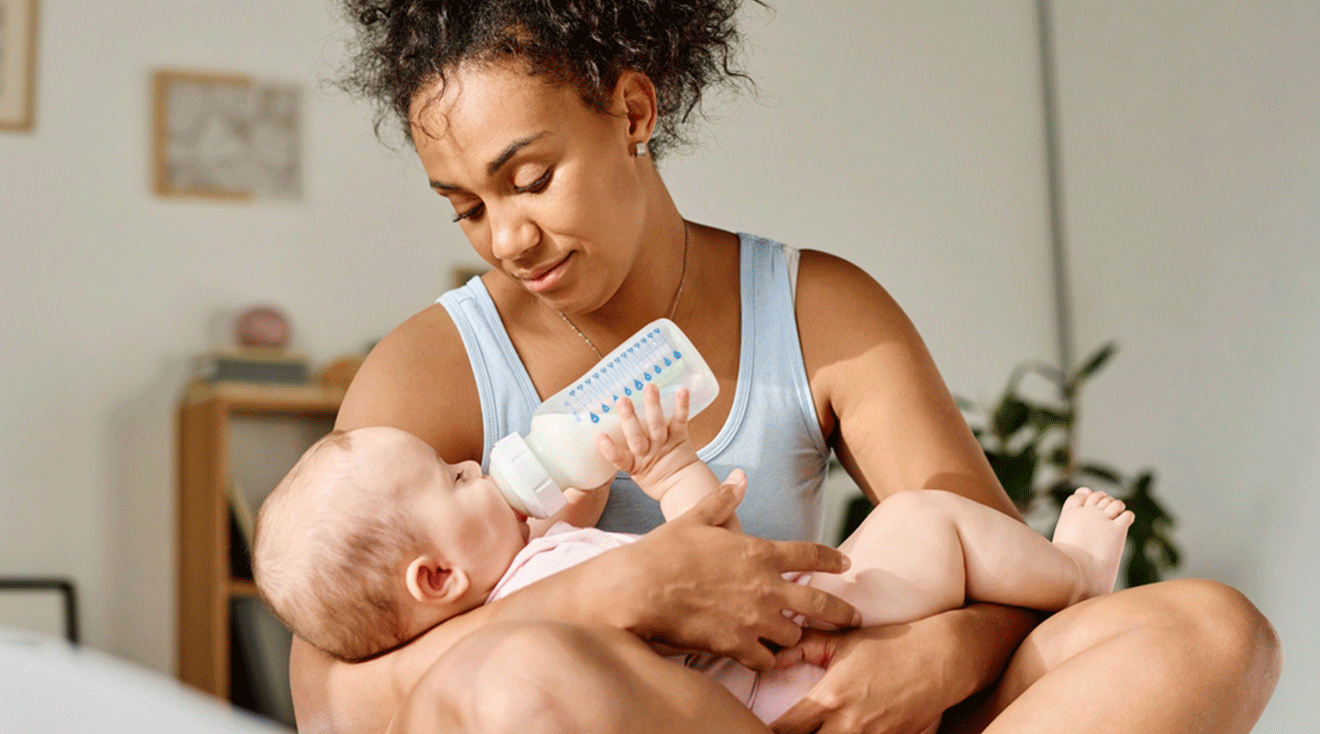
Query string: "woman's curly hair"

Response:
xmin=336 ymin=0 xmax=762 ymax=157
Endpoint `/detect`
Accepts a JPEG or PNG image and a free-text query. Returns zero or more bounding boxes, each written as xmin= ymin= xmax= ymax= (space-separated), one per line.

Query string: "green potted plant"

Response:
xmin=956 ymin=343 xmax=1181 ymax=587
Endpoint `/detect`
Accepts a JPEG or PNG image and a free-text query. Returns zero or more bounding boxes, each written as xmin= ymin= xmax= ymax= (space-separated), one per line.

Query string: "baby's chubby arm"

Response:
xmin=596 ymin=384 xmax=743 ymax=532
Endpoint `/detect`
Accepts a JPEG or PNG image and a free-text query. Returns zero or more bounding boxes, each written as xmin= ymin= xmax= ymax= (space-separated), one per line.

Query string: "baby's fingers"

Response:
xmin=615 ymin=392 xmax=652 ymax=456
xmin=594 ymin=433 xmax=633 ymax=473
xmin=642 ymin=383 xmax=667 ymax=438
xmin=668 ymin=387 xmax=691 ymax=440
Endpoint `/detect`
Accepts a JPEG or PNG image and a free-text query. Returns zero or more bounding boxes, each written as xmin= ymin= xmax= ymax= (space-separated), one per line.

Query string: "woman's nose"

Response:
xmin=488 ymin=204 xmax=540 ymax=261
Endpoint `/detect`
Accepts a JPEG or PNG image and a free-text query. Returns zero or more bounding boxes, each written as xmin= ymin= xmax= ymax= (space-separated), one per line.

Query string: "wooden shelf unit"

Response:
xmin=176 ymin=380 xmax=343 ymax=699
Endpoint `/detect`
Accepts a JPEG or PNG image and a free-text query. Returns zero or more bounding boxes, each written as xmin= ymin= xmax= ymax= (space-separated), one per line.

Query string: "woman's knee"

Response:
xmin=396 ymin=621 xmax=636 ymax=734
xmin=1159 ymin=579 xmax=1281 ymax=681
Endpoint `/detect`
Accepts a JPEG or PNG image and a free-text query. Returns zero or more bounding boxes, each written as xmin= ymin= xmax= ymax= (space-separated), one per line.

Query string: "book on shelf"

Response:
xmin=193 ymin=350 xmax=309 ymax=385
xmin=230 ymin=596 xmax=296 ymax=728
xmin=228 ymin=483 xmax=257 ymax=579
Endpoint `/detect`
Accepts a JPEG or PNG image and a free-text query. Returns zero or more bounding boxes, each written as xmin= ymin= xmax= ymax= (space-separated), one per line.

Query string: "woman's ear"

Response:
xmin=405 ymin=555 xmax=470 ymax=605
xmin=615 ymin=69 xmax=658 ymax=153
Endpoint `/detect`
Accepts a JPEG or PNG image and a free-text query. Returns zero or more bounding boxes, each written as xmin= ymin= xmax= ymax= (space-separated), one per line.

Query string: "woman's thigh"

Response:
xmin=941 ymin=578 xmax=1281 ymax=734
xmin=390 ymin=620 xmax=772 ymax=734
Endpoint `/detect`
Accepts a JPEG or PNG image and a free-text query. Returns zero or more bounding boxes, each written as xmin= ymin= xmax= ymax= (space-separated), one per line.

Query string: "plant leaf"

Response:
xmin=986 ymin=445 xmax=1038 ymax=511
xmin=1125 ymin=542 xmax=1161 ymax=587
xmin=1046 ymin=444 xmax=1071 ymax=468
xmin=955 ymin=395 xmax=979 ymax=413
xmin=1070 ymin=342 xmax=1118 ymax=387
xmin=1030 ymin=406 xmax=1072 ymax=432
xmin=1077 ymin=462 xmax=1123 ymax=485
xmin=1047 ymin=478 xmax=1081 ymax=508
xmin=993 ymin=394 xmax=1031 ymax=438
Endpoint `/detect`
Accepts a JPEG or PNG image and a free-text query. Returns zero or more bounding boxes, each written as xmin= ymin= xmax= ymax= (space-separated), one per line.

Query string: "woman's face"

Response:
xmin=410 ymin=61 xmax=650 ymax=314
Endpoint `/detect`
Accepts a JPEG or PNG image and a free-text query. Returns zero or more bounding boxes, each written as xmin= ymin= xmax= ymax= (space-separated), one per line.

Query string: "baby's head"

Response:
xmin=253 ymin=426 xmax=530 ymax=661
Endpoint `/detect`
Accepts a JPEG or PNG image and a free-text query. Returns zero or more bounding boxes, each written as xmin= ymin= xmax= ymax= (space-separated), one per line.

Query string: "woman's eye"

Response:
xmin=452 ymin=202 xmax=485 ymax=223
xmin=514 ymin=169 xmax=552 ymax=194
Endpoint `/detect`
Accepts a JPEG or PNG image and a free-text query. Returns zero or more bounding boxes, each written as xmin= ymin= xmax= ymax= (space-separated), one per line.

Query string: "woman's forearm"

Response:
xmin=291 ymin=548 xmax=641 ymax=734
xmin=931 ymin=602 xmax=1039 ymax=706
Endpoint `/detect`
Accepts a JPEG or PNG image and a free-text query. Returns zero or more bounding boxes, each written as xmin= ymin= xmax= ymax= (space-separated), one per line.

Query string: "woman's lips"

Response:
xmin=519 ymin=253 xmax=571 ymax=292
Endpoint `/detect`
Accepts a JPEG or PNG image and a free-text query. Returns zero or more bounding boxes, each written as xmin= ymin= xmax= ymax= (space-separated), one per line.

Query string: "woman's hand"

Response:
xmin=769 ymin=604 xmax=1038 ymax=734
xmin=769 ymin=625 xmax=948 ymax=734
xmin=611 ymin=478 xmax=861 ymax=670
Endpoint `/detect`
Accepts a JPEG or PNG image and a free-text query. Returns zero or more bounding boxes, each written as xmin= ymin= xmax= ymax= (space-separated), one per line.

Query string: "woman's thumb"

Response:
xmin=681 ymin=470 xmax=746 ymax=526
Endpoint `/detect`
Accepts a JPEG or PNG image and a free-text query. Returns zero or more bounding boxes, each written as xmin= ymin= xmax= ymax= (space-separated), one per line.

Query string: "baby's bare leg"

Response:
xmin=809 ymin=489 xmax=1133 ymax=626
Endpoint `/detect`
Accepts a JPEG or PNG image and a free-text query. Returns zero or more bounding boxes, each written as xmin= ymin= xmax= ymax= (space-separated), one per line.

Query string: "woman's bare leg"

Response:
xmin=940 ymin=579 xmax=1282 ymax=734
xmin=389 ymin=621 xmax=771 ymax=734
xmin=811 ymin=489 xmax=1132 ymax=625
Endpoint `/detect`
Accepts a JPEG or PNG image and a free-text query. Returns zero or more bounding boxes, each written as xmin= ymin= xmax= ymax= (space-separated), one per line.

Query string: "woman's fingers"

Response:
xmin=773 ymin=539 xmax=852 ymax=576
xmin=781 ymin=579 xmax=861 ymax=631
xmin=755 ymin=613 xmax=806 ymax=653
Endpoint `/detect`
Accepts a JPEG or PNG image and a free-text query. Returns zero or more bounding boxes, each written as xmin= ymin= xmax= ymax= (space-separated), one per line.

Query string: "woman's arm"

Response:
xmin=792 ymin=250 xmax=1036 ymax=732
xmin=770 ymin=604 xmax=1038 ymax=734
xmin=292 ymin=308 xmax=857 ymax=733
xmin=292 ymin=482 xmax=858 ymax=734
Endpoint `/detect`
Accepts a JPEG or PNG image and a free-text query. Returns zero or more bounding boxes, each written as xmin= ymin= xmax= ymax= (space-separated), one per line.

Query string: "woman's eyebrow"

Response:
xmin=486 ymin=131 xmax=549 ymax=175
xmin=429 ymin=131 xmax=551 ymax=192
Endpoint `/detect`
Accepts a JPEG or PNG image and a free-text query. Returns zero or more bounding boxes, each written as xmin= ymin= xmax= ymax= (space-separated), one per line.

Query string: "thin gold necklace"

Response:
xmin=556 ymin=222 xmax=689 ymax=359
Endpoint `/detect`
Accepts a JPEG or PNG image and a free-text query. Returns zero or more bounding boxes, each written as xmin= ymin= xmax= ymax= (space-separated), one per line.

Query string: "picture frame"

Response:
xmin=0 ymin=0 xmax=38 ymax=131
xmin=152 ymin=69 xmax=303 ymax=201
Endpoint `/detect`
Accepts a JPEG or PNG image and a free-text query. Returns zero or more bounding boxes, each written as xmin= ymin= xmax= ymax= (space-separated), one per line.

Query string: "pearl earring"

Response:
xmin=635 ymin=140 xmax=648 ymax=157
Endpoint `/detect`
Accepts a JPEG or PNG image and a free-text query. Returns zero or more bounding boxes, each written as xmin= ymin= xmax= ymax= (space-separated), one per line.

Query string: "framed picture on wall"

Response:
xmin=152 ymin=69 xmax=303 ymax=201
xmin=0 ymin=0 xmax=38 ymax=131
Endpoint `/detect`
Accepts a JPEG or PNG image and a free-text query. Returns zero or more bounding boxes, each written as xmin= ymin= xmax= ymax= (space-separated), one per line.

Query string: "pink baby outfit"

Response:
xmin=486 ymin=523 xmax=826 ymax=724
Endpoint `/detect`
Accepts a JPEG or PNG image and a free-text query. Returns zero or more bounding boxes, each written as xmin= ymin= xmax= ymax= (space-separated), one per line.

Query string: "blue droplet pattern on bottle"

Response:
xmin=558 ymin=327 xmax=688 ymax=425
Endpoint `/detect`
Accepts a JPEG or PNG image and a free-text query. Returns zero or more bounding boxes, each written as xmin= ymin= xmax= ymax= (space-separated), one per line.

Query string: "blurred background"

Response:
xmin=0 ymin=1 xmax=1314 ymax=730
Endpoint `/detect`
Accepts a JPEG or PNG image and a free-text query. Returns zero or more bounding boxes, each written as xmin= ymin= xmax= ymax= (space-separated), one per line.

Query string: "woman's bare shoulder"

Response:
xmin=335 ymin=303 xmax=484 ymax=461
xmin=794 ymin=249 xmax=921 ymax=361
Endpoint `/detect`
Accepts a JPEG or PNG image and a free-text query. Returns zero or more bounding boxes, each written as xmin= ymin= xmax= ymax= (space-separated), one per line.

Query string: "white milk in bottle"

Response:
xmin=488 ymin=319 xmax=718 ymax=518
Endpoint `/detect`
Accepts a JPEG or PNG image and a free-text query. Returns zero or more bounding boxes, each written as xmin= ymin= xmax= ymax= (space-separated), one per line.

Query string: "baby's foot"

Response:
xmin=1051 ymin=488 xmax=1136 ymax=601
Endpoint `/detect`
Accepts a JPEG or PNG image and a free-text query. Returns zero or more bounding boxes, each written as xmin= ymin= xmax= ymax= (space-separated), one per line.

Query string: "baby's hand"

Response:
xmin=595 ymin=384 xmax=700 ymax=497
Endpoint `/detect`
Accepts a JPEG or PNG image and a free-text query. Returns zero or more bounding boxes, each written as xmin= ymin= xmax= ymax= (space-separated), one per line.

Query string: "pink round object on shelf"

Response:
xmin=235 ymin=306 xmax=291 ymax=349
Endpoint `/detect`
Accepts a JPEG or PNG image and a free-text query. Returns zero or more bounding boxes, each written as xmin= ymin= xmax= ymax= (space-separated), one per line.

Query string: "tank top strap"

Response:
xmin=436 ymin=278 xmax=541 ymax=469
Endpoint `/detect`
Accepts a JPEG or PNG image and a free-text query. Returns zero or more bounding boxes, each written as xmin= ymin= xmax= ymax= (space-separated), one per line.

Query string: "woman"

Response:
xmin=292 ymin=1 xmax=1281 ymax=732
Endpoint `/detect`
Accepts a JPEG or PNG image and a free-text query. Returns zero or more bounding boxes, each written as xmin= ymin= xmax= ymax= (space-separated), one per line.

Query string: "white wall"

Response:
xmin=0 ymin=0 xmax=471 ymax=671
xmin=1052 ymin=2 xmax=1317 ymax=730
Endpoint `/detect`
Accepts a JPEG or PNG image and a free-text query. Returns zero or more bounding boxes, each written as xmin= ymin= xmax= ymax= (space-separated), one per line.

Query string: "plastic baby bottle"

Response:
xmin=488 ymin=318 xmax=719 ymax=519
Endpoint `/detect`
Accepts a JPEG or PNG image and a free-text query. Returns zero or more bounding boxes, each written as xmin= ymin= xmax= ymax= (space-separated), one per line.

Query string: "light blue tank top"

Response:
xmin=437 ymin=233 xmax=829 ymax=541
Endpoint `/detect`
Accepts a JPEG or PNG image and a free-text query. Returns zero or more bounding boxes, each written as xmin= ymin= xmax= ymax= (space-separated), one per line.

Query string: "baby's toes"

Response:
xmin=1082 ymin=489 xmax=1110 ymax=508
xmin=1064 ymin=487 xmax=1093 ymax=510
xmin=1117 ymin=509 xmax=1136 ymax=528
xmin=1102 ymin=497 xmax=1128 ymax=520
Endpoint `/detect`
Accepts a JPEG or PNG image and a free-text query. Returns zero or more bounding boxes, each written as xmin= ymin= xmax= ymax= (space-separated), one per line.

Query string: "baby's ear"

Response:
xmin=405 ymin=556 xmax=470 ymax=605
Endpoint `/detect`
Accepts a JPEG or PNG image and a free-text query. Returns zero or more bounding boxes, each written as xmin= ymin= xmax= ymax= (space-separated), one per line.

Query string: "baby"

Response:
xmin=253 ymin=385 xmax=1133 ymax=724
